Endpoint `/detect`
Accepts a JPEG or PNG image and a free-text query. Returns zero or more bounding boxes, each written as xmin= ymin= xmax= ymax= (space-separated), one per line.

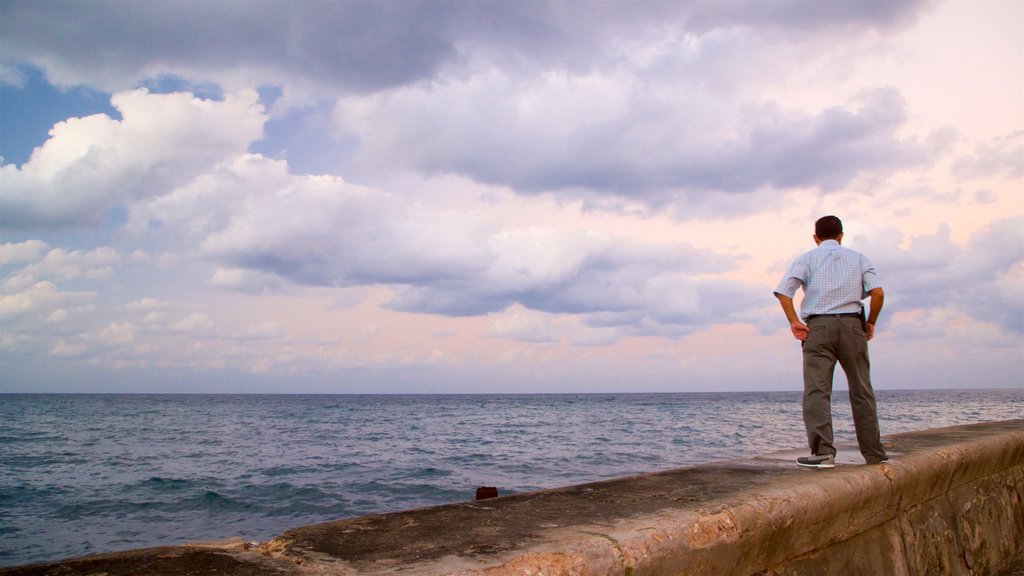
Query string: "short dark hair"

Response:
xmin=815 ymin=215 xmax=843 ymax=239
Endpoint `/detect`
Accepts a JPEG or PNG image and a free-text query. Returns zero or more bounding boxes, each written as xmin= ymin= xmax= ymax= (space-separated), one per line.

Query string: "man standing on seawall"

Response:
xmin=774 ymin=215 xmax=888 ymax=469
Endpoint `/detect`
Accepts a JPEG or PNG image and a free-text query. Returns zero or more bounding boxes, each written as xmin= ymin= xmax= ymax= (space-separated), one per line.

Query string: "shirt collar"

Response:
xmin=818 ymin=239 xmax=841 ymax=248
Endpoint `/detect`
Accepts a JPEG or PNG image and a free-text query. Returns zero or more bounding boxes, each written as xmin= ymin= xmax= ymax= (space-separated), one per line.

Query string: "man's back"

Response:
xmin=777 ymin=239 xmax=878 ymax=319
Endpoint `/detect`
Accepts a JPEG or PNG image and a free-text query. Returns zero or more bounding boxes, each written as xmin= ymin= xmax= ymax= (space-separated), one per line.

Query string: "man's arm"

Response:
xmin=774 ymin=292 xmax=808 ymax=341
xmin=865 ymin=287 xmax=884 ymax=341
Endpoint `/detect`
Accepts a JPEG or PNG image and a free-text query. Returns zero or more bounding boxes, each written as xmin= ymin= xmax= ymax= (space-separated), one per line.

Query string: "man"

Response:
xmin=774 ymin=215 xmax=888 ymax=469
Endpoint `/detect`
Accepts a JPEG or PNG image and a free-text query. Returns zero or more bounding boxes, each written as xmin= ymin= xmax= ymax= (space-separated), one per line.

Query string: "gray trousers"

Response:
xmin=802 ymin=315 xmax=887 ymax=463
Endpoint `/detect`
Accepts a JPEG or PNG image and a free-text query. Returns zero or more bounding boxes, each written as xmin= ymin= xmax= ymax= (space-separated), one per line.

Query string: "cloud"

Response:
xmin=209 ymin=267 xmax=291 ymax=295
xmin=355 ymin=324 xmax=379 ymax=344
xmin=0 ymin=280 xmax=95 ymax=324
xmin=200 ymin=171 xmax=489 ymax=288
xmin=486 ymin=305 xmax=559 ymax=345
xmin=858 ymin=218 xmax=1024 ymax=334
xmin=32 ymin=247 xmax=120 ymax=280
xmin=677 ymin=1 xmax=931 ymax=33
xmin=0 ymin=245 xmax=144 ymax=357
xmin=49 ymin=339 xmax=90 ymax=358
xmin=387 ymin=231 xmax=752 ymax=332
xmin=171 ymin=313 xmax=214 ymax=333
xmin=0 ymin=239 xmax=48 ymax=265
xmin=126 ymin=153 xmax=291 ymax=244
xmin=335 ymin=72 xmax=937 ymax=205
xmin=238 ymin=321 xmax=284 ymax=341
xmin=1 ymin=1 xmax=931 ymax=94
xmin=125 ymin=297 xmax=175 ymax=311
xmin=1 ymin=1 xmax=940 ymax=228
xmin=2 ymin=0 xmax=1019 ymax=393
xmin=1 ymin=245 xmax=126 ymax=295
xmin=951 ymin=131 xmax=1024 ymax=180
xmin=141 ymin=311 xmax=167 ymax=325
xmin=99 ymin=322 xmax=136 ymax=346
xmin=0 ymin=62 xmax=26 ymax=87
xmin=1 ymin=89 xmax=265 ymax=229
xmin=486 ymin=304 xmax=624 ymax=347
xmin=120 ymin=150 xmax=759 ymax=336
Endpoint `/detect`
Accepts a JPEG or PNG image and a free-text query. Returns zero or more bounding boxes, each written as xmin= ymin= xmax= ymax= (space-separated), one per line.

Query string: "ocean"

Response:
xmin=1 ymin=389 xmax=1021 ymax=567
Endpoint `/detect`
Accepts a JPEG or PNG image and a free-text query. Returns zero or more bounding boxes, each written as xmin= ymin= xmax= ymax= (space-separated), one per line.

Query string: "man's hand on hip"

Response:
xmin=791 ymin=322 xmax=809 ymax=341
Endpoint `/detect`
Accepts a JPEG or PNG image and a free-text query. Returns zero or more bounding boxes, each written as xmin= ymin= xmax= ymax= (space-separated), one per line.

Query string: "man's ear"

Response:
xmin=813 ymin=234 xmax=821 ymax=245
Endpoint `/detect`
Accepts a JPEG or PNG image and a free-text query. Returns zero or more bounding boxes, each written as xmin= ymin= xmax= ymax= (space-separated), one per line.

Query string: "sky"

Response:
xmin=0 ymin=0 xmax=1021 ymax=394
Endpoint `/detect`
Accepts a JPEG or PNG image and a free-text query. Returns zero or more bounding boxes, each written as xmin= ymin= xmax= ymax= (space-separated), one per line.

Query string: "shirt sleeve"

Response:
xmin=774 ymin=258 xmax=806 ymax=298
xmin=861 ymin=254 xmax=881 ymax=296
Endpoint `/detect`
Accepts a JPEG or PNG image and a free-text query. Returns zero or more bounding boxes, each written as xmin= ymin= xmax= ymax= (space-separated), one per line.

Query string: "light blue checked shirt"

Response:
xmin=774 ymin=240 xmax=881 ymax=321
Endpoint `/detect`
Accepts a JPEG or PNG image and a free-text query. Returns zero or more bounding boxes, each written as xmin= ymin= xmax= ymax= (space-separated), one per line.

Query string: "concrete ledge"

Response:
xmin=3 ymin=420 xmax=1022 ymax=576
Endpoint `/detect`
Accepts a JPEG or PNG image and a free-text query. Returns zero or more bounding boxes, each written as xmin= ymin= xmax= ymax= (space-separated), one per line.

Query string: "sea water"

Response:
xmin=1 ymin=389 xmax=1021 ymax=567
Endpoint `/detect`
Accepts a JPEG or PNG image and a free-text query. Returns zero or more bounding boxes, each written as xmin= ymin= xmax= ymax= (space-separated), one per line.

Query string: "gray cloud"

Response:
xmin=2 ymin=0 xmax=938 ymax=220
xmin=386 ymin=240 xmax=742 ymax=320
xmin=951 ymin=131 xmax=1024 ymax=181
xmin=190 ymin=162 xmax=762 ymax=335
xmin=2 ymin=0 xmax=931 ymax=93
xmin=338 ymin=81 xmax=937 ymax=204
xmin=680 ymin=0 xmax=933 ymax=34
xmin=858 ymin=218 xmax=1024 ymax=334
xmin=201 ymin=180 xmax=489 ymax=288
xmin=1 ymin=1 xmax=456 ymax=92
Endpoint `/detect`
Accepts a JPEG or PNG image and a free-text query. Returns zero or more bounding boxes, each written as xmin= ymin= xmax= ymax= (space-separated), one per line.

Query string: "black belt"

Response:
xmin=806 ymin=312 xmax=862 ymax=321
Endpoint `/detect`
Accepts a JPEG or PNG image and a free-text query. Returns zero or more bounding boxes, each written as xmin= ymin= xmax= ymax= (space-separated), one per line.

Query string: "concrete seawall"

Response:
xmin=4 ymin=420 xmax=1022 ymax=576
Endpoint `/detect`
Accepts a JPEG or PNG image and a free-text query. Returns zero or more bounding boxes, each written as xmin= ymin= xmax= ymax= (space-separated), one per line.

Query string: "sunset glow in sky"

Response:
xmin=1 ymin=0 xmax=1021 ymax=393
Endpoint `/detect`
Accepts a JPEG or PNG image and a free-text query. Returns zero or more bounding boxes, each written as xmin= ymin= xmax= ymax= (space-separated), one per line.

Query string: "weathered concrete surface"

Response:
xmin=998 ymin=548 xmax=1024 ymax=576
xmin=0 ymin=539 xmax=301 ymax=575
xmin=3 ymin=420 xmax=1022 ymax=576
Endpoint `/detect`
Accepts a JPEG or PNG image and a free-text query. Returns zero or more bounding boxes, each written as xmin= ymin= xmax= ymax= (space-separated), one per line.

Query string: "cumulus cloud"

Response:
xmin=386 ymin=231 xmax=752 ymax=332
xmin=335 ymin=72 xmax=936 ymax=204
xmin=141 ymin=311 xmax=168 ymax=325
xmin=486 ymin=305 xmax=559 ymax=345
xmin=859 ymin=218 xmax=1024 ymax=334
xmin=201 ymin=171 xmax=488 ymax=287
xmin=1 ymin=0 xmax=940 ymax=226
xmin=171 ymin=313 xmax=214 ymax=333
xmin=185 ymin=157 xmax=762 ymax=337
xmin=1 ymin=89 xmax=265 ymax=228
xmin=209 ymin=267 xmax=291 ymax=295
xmin=126 ymin=153 xmax=292 ymax=241
xmin=0 ymin=280 xmax=95 ymax=324
xmin=0 ymin=244 xmax=139 ymax=358
xmin=32 ymin=247 xmax=120 ymax=280
xmin=486 ymin=304 xmax=624 ymax=347
xmin=100 ymin=322 xmax=136 ymax=346
xmin=2 ymin=245 xmax=125 ymax=291
xmin=0 ymin=240 xmax=48 ymax=264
